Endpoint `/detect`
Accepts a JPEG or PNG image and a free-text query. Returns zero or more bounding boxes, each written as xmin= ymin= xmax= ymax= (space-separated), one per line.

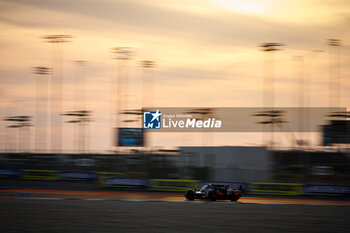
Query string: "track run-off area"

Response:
xmin=1 ymin=189 xmax=349 ymax=205
xmin=1 ymin=197 xmax=349 ymax=233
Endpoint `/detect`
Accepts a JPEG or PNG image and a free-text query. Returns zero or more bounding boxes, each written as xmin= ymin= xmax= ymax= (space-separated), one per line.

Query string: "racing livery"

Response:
xmin=185 ymin=183 xmax=242 ymax=201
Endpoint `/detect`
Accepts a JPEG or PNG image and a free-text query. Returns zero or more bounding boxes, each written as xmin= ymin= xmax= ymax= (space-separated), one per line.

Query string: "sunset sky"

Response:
xmin=0 ymin=0 xmax=349 ymax=152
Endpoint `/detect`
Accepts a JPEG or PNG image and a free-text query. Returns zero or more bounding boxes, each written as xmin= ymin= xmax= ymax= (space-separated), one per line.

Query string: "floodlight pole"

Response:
xmin=293 ymin=50 xmax=323 ymax=147
xmin=141 ymin=60 xmax=156 ymax=108
xmin=326 ymin=39 xmax=342 ymax=151
xmin=33 ymin=67 xmax=51 ymax=152
xmin=3 ymin=115 xmax=32 ymax=152
xmin=259 ymin=43 xmax=284 ymax=148
xmin=74 ymin=61 xmax=88 ymax=153
xmin=41 ymin=35 xmax=72 ymax=153
xmin=140 ymin=60 xmax=156 ymax=148
xmin=326 ymin=39 xmax=341 ymax=109
xmin=111 ymin=47 xmax=135 ymax=150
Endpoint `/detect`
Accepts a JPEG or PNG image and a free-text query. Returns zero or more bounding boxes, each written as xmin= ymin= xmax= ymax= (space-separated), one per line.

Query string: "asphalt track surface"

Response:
xmin=1 ymin=180 xmax=350 ymax=232
xmin=1 ymin=180 xmax=350 ymax=205
xmin=1 ymin=198 xmax=350 ymax=233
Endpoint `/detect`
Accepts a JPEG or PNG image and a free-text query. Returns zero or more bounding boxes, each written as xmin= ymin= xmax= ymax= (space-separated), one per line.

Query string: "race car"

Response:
xmin=185 ymin=183 xmax=242 ymax=201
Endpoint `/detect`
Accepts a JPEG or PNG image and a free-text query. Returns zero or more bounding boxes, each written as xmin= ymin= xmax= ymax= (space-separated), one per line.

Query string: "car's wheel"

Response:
xmin=185 ymin=190 xmax=194 ymax=201
xmin=230 ymin=195 xmax=239 ymax=202
xmin=208 ymin=191 xmax=216 ymax=201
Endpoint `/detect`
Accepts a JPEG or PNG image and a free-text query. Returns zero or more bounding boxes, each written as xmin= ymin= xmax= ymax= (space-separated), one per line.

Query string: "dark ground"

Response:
xmin=1 ymin=179 xmax=349 ymax=200
xmin=1 ymin=199 xmax=349 ymax=233
xmin=0 ymin=179 xmax=96 ymax=191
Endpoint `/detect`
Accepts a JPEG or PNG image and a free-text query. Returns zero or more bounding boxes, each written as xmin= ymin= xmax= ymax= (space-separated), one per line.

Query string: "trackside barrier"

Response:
xmin=201 ymin=181 xmax=248 ymax=193
xmin=10 ymin=170 xmax=349 ymax=197
xmin=96 ymin=172 xmax=123 ymax=188
xmin=22 ymin=170 xmax=59 ymax=181
xmin=303 ymin=184 xmax=350 ymax=196
xmin=59 ymin=172 xmax=97 ymax=181
xmin=149 ymin=179 xmax=199 ymax=192
xmin=0 ymin=169 xmax=21 ymax=178
xmin=97 ymin=172 xmax=121 ymax=176
xmin=19 ymin=170 xmax=123 ymax=182
xmin=248 ymin=182 xmax=302 ymax=196
xmin=104 ymin=178 xmax=149 ymax=189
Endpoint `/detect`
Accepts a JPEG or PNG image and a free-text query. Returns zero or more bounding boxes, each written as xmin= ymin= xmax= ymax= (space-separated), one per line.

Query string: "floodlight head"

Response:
xmin=112 ymin=47 xmax=136 ymax=60
xmin=41 ymin=35 xmax=73 ymax=43
xmin=259 ymin=42 xmax=285 ymax=52
xmin=33 ymin=66 xmax=52 ymax=75
xmin=140 ymin=60 xmax=156 ymax=68
xmin=326 ymin=39 xmax=341 ymax=46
